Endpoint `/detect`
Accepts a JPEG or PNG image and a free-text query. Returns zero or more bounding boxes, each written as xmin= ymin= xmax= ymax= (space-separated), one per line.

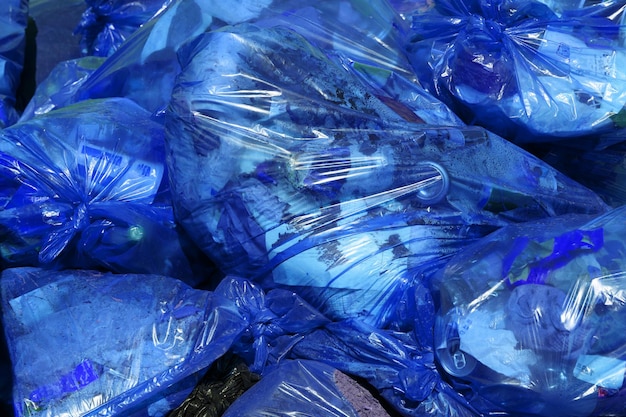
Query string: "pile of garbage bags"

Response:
xmin=1 ymin=0 xmax=626 ymax=416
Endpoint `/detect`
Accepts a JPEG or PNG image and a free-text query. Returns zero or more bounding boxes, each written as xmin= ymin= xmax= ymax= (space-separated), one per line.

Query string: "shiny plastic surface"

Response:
xmin=404 ymin=0 xmax=626 ymax=144
xmin=1 ymin=267 xmax=246 ymax=417
xmin=165 ymin=22 xmax=608 ymax=326
xmin=75 ymin=0 xmax=174 ymax=57
xmin=433 ymin=205 xmax=626 ymax=417
xmin=0 ymin=97 xmax=206 ymax=282
xmin=0 ymin=0 xmax=28 ymax=128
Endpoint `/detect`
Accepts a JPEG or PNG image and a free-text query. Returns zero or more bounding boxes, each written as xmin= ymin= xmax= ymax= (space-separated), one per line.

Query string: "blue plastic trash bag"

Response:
xmin=165 ymin=22 xmax=608 ymax=326
xmin=264 ymin=319 xmax=479 ymax=417
xmin=75 ymin=0 xmax=174 ymax=57
xmin=432 ymin=204 xmax=626 ymax=417
xmin=222 ymin=359 xmax=394 ymax=417
xmin=0 ymin=0 xmax=29 ymax=128
xmin=0 ymin=97 xmax=211 ymax=284
xmin=0 ymin=267 xmax=247 ymax=417
xmin=213 ymin=276 xmax=331 ymax=373
xmin=403 ymin=0 xmax=626 ymax=145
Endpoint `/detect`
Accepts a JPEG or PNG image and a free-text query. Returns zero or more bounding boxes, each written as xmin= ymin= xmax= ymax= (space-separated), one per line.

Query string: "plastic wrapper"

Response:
xmin=432 ymin=204 xmax=626 ymax=417
xmin=0 ymin=267 xmax=247 ymax=417
xmin=165 ymin=22 xmax=609 ymax=326
xmin=222 ymin=359 xmax=393 ymax=417
xmin=0 ymin=0 xmax=29 ymax=128
xmin=0 ymin=97 xmax=211 ymax=283
xmin=403 ymin=0 xmax=626 ymax=146
xmin=75 ymin=0 xmax=174 ymax=57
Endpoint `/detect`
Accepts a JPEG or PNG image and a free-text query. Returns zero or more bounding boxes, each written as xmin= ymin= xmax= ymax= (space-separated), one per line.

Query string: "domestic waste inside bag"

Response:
xmin=0 ymin=267 xmax=247 ymax=417
xmin=165 ymin=22 xmax=609 ymax=327
xmin=167 ymin=353 xmax=260 ymax=417
xmin=0 ymin=0 xmax=29 ymax=128
xmin=27 ymin=0 xmax=463 ymax=127
xmin=432 ymin=204 xmax=626 ymax=417
xmin=0 ymin=97 xmax=212 ymax=284
xmin=402 ymin=0 xmax=626 ymax=147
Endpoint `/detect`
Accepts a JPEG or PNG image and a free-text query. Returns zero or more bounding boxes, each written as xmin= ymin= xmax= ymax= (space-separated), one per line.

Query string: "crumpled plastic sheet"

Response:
xmin=0 ymin=267 xmax=247 ymax=417
xmin=32 ymin=0 xmax=271 ymax=117
xmin=264 ymin=317 xmax=480 ymax=417
xmin=74 ymin=0 xmax=174 ymax=57
xmin=0 ymin=0 xmax=29 ymax=128
xmin=432 ymin=204 xmax=626 ymax=417
xmin=165 ymin=22 xmax=609 ymax=327
xmin=0 ymin=97 xmax=210 ymax=284
xmin=403 ymin=0 xmax=626 ymax=147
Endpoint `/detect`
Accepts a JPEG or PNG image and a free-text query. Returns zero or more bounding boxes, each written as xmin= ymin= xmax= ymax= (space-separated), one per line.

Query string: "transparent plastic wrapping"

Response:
xmin=0 ymin=267 xmax=247 ymax=417
xmin=0 ymin=97 xmax=209 ymax=283
xmin=222 ymin=359 xmax=390 ymax=417
xmin=433 ymin=205 xmax=626 ymax=417
xmin=403 ymin=0 xmax=626 ymax=145
xmin=74 ymin=0 xmax=174 ymax=57
xmin=0 ymin=0 xmax=28 ymax=128
xmin=165 ymin=22 xmax=608 ymax=326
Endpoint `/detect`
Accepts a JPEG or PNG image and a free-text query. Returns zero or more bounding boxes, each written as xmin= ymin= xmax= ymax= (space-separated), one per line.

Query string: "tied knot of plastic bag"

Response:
xmin=39 ymin=201 xmax=90 ymax=263
xmin=249 ymin=306 xmax=283 ymax=371
xmin=216 ymin=277 xmax=330 ymax=373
